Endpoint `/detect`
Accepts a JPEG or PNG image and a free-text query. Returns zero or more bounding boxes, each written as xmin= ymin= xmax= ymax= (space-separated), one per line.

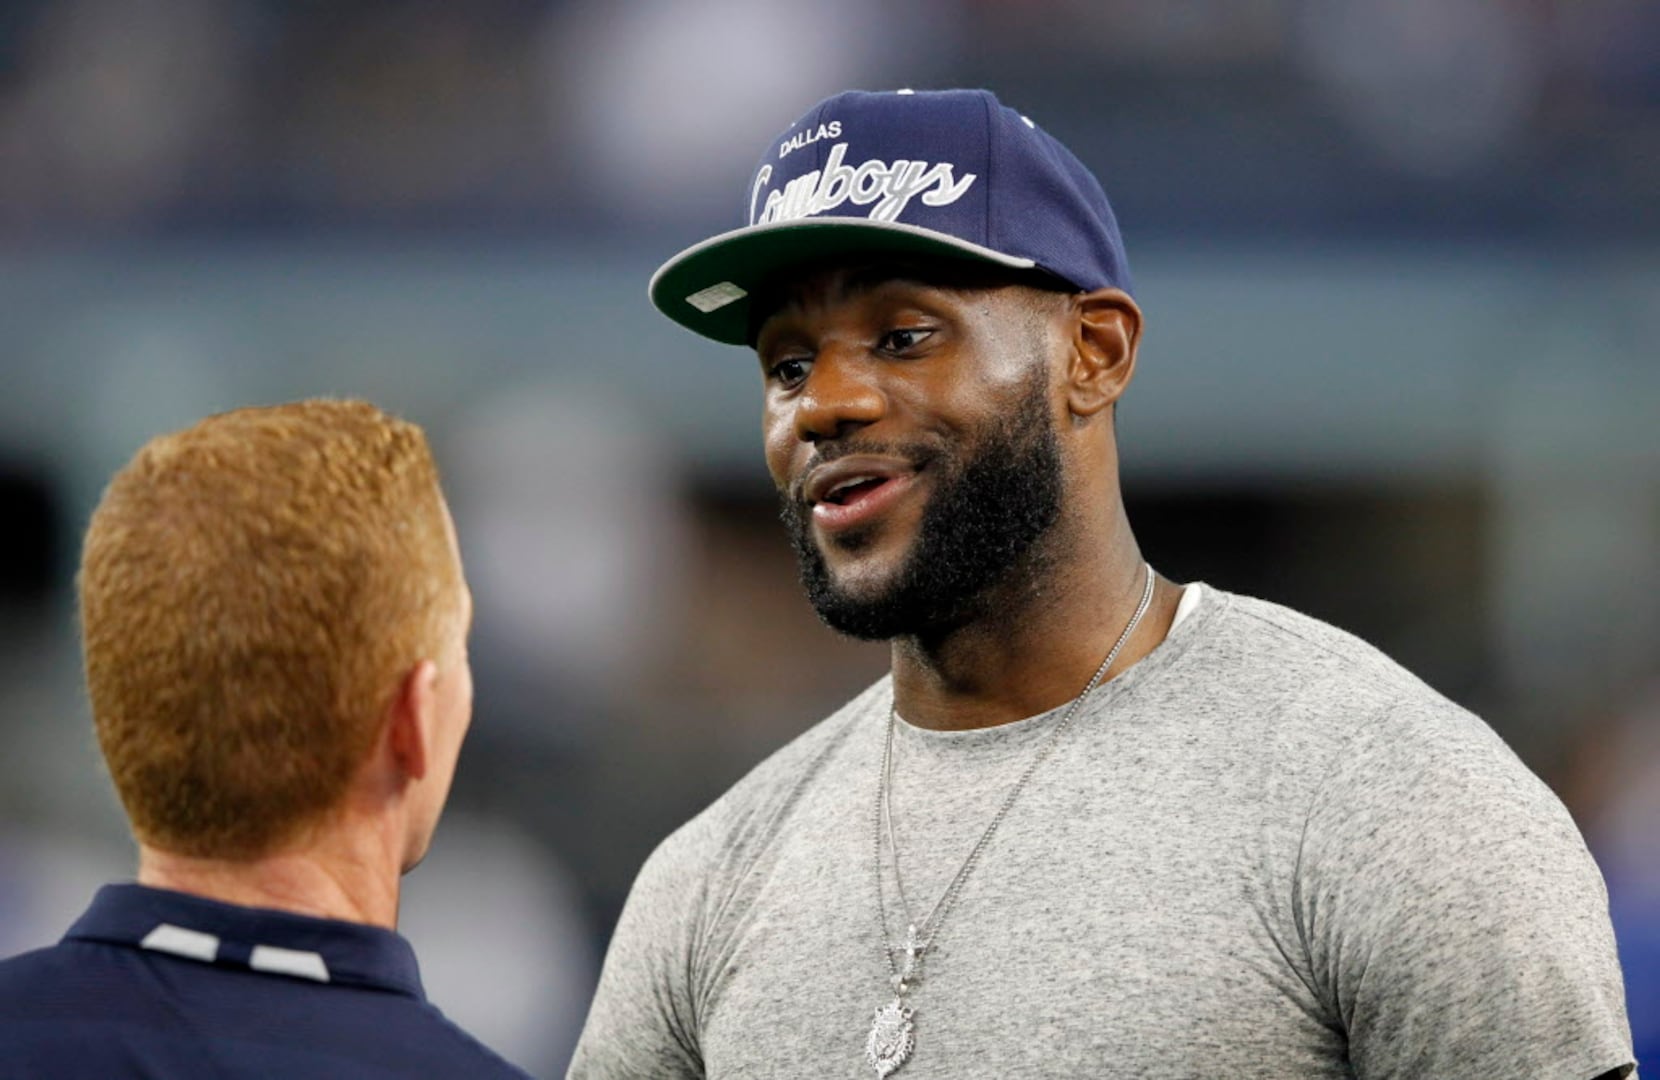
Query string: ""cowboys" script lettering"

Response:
xmin=750 ymin=142 xmax=977 ymax=226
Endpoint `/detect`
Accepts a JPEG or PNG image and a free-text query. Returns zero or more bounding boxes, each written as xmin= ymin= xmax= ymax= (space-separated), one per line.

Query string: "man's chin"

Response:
xmin=788 ymin=502 xmax=933 ymax=639
xmin=809 ymin=598 xmax=903 ymax=641
xmin=802 ymin=563 xmax=907 ymax=641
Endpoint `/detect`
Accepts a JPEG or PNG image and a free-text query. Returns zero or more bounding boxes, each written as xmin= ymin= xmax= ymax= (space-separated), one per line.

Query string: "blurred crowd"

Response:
xmin=1 ymin=1 xmax=1657 ymax=1074
xmin=0 ymin=0 xmax=1656 ymax=238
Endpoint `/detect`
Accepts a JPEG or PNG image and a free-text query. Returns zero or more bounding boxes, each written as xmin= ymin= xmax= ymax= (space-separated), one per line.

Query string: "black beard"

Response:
xmin=779 ymin=372 xmax=1063 ymax=641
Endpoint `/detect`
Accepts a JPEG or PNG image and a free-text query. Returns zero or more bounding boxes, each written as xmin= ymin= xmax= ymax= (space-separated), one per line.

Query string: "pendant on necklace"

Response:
xmin=869 ymin=925 xmax=922 ymax=1077
xmin=865 ymin=997 xmax=915 ymax=1078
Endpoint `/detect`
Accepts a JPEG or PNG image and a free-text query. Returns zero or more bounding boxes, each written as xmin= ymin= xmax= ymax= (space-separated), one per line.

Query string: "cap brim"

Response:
xmin=648 ymin=218 xmax=1037 ymax=346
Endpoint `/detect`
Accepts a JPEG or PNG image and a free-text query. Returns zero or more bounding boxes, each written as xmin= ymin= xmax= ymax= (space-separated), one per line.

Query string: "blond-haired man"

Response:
xmin=0 ymin=400 xmax=529 ymax=1078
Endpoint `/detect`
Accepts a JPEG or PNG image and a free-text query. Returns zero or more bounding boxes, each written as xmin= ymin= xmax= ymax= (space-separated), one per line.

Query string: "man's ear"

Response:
xmin=385 ymin=659 xmax=439 ymax=783
xmin=1065 ymin=288 xmax=1142 ymax=420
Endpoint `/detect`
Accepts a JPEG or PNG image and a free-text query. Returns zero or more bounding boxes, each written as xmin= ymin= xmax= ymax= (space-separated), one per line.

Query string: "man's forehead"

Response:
xmin=793 ymin=255 xmax=1038 ymax=297
xmin=748 ymin=257 xmax=1057 ymax=340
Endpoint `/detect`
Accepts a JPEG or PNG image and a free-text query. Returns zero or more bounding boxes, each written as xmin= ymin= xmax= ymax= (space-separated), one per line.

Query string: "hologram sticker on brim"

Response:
xmin=686 ymin=281 xmax=748 ymax=313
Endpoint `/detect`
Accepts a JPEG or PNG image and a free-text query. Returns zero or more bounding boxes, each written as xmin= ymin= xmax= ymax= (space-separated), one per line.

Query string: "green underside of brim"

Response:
xmin=650 ymin=220 xmax=1030 ymax=346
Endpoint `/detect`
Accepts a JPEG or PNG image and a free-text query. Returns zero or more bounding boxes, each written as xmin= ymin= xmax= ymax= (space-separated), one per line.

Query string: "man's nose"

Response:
xmin=793 ymin=348 xmax=886 ymax=443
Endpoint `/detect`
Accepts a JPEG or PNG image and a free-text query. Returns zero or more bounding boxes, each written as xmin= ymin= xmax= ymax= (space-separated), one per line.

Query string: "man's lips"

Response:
xmin=800 ymin=455 xmax=920 ymax=534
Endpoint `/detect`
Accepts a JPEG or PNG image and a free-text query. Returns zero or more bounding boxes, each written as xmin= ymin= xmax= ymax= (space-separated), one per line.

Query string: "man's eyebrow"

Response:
xmin=749 ymin=263 xmax=971 ymax=345
xmin=838 ymin=265 xmax=926 ymax=296
xmin=845 ymin=259 xmax=1041 ymax=297
xmin=762 ymin=267 xmax=915 ymax=316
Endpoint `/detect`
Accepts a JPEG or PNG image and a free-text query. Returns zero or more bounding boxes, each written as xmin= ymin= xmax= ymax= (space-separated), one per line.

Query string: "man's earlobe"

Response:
xmin=1066 ymin=289 xmax=1142 ymax=419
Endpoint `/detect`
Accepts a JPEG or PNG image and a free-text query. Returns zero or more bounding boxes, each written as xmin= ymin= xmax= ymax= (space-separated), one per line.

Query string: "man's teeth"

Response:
xmin=828 ymin=476 xmax=880 ymax=504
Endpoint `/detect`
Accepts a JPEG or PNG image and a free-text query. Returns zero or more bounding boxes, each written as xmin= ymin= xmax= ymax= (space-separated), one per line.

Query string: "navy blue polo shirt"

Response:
xmin=0 ymin=883 xmax=532 ymax=1078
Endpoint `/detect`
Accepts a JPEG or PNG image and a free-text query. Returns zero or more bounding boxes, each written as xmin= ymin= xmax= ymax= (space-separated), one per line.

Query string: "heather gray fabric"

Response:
xmin=569 ymin=587 xmax=1634 ymax=1079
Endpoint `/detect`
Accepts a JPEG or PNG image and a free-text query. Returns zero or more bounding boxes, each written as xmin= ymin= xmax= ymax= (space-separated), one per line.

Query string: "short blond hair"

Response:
xmin=80 ymin=399 xmax=460 ymax=859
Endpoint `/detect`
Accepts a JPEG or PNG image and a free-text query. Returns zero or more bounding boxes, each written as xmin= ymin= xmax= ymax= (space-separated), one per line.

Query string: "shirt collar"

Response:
xmin=65 ymin=883 xmax=425 ymax=999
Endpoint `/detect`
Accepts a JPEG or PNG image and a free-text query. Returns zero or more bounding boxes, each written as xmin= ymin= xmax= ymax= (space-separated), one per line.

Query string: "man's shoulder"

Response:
xmin=0 ymin=934 xmax=128 ymax=1002
xmin=723 ymin=675 xmax=888 ymax=798
xmin=0 ymin=938 xmax=77 ymax=991
xmin=636 ymin=677 xmax=886 ymax=886
xmin=1203 ymin=588 xmax=1410 ymax=673
xmin=0 ymin=923 xmax=531 ymax=1079
xmin=1162 ymin=585 xmax=1510 ymax=781
xmin=1192 ymin=586 xmax=1454 ymax=715
xmin=1191 ymin=587 xmax=1541 ymax=793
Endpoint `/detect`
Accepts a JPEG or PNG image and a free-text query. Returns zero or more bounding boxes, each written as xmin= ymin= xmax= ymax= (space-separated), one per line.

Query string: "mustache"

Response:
xmin=783 ymin=440 xmax=942 ymax=505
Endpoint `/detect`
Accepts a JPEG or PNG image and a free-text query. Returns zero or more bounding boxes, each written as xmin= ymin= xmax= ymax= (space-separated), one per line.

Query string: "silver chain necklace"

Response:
xmin=864 ymin=562 xmax=1156 ymax=1078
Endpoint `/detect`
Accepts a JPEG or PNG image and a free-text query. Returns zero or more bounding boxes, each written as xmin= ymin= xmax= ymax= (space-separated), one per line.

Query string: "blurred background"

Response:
xmin=0 ymin=0 xmax=1656 ymax=1073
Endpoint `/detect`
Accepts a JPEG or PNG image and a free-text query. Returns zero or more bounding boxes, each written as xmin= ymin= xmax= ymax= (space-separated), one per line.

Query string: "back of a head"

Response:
xmin=79 ymin=399 xmax=459 ymax=861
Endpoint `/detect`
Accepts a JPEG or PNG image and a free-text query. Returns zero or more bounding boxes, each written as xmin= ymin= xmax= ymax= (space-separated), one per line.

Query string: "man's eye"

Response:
xmin=879 ymin=328 xmax=931 ymax=353
xmin=770 ymin=357 xmax=811 ymax=387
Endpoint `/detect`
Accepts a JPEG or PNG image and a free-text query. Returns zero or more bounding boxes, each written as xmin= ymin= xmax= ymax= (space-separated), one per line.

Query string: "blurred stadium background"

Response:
xmin=0 ymin=0 xmax=1656 ymax=1073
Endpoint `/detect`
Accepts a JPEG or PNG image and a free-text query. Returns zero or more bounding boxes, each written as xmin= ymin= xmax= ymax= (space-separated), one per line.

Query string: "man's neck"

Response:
xmin=137 ymin=825 xmax=403 ymax=930
xmin=888 ymin=517 xmax=1179 ymax=731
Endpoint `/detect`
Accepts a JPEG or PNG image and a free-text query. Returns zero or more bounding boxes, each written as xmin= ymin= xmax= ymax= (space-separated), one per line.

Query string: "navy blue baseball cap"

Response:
xmin=649 ymin=87 xmax=1134 ymax=345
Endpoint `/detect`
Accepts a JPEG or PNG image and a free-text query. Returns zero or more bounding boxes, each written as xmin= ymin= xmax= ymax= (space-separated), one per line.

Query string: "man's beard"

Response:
xmin=779 ymin=372 xmax=1064 ymax=641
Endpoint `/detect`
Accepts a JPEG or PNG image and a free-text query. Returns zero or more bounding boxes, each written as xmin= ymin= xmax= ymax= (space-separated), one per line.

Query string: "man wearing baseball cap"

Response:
xmin=571 ymin=89 xmax=1634 ymax=1079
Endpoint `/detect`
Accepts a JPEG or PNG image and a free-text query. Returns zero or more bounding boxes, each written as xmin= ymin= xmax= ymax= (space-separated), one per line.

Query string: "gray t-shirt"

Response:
xmin=569 ymin=587 xmax=1634 ymax=1079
